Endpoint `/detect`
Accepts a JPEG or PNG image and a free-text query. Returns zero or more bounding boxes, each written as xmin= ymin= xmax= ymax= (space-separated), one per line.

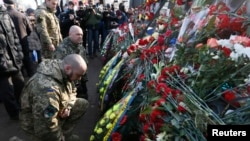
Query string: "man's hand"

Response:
xmin=69 ymin=14 xmax=74 ymax=20
xmin=48 ymin=44 xmax=55 ymax=51
xmin=59 ymin=108 xmax=71 ymax=118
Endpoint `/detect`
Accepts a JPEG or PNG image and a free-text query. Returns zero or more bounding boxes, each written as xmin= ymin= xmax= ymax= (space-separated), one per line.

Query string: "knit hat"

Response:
xmin=3 ymin=0 xmax=16 ymax=4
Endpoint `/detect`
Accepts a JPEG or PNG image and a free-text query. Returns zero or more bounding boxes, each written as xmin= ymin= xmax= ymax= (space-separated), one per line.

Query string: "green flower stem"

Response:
xmin=166 ymin=72 xmax=225 ymax=125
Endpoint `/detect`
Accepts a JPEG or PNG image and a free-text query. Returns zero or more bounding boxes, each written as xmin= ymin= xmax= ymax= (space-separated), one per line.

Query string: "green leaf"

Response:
xmin=140 ymin=106 xmax=152 ymax=114
xmin=164 ymin=102 xmax=174 ymax=111
xmin=179 ymin=129 xmax=186 ymax=136
xmin=171 ymin=119 xmax=180 ymax=129
xmin=205 ymin=16 xmax=216 ymax=33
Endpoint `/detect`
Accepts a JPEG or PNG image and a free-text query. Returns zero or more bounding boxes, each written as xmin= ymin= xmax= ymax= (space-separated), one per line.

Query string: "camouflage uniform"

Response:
xmin=54 ymin=37 xmax=88 ymax=63
xmin=54 ymin=37 xmax=89 ymax=99
xmin=19 ymin=59 xmax=89 ymax=141
xmin=35 ymin=3 xmax=62 ymax=59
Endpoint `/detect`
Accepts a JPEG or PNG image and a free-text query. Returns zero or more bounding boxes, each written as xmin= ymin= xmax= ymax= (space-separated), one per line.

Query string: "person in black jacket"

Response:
xmin=59 ymin=1 xmax=78 ymax=38
xmin=101 ymin=4 xmax=118 ymax=46
xmin=0 ymin=4 xmax=25 ymax=120
xmin=26 ymin=8 xmax=42 ymax=69
xmin=4 ymin=0 xmax=33 ymax=77
xmin=76 ymin=1 xmax=87 ymax=49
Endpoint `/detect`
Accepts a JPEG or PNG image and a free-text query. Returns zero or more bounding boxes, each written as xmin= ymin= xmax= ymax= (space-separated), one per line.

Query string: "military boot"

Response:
xmin=65 ymin=134 xmax=80 ymax=141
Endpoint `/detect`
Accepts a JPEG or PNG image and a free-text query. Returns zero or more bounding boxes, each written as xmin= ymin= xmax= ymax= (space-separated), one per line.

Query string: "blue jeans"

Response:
xmin=87 ymin=28 xmax=99 ymax=56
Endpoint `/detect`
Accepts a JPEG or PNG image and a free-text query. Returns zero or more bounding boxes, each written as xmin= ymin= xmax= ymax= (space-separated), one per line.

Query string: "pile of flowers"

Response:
xmin=91 ymin=0 xmax=250 ymax=141
xmin=100 ymin=23 xmax=133 ymax=64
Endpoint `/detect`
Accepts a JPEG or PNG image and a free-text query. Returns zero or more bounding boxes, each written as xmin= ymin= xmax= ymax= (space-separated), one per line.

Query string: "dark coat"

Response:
xmin=27 ymin=29 xmax=42 ymax=51
xmin=6 ymin=6 xmax=34 ymax=76
xmin=102 ymin=10 xmax=118 ymax=30
xmin=6 ymin=6 xmax=32 ymax=55
xmin=59 ymin=9 xmax=76 ymax=38
xmin=0 ymin=5 xmax=23 ymax=75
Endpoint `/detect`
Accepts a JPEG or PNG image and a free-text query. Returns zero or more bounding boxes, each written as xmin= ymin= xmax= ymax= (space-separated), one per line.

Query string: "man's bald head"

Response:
xmin=69 ymin=25 xmax=82 ymax=33
xmin=69 ymin=25 xmax=83 ymax=44
xmin=63 ymin=54 xmax=87 ymax=81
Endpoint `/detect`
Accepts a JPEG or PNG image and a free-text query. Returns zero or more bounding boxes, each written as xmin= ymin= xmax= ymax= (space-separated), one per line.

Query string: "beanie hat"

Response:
xmin=3 ymin=0 xmax=16 ymax=4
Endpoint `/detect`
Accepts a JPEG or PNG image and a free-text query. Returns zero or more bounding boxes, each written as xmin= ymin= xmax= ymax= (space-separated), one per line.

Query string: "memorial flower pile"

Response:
xmin=92 ymin=0 xmax=250 ymax=141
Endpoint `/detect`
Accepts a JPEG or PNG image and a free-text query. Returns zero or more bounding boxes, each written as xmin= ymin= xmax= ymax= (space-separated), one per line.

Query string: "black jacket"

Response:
xmin=0 ymin=5 xmax=23 ymax=75
xmin=59 ymin=9 xmax=76 ymax=38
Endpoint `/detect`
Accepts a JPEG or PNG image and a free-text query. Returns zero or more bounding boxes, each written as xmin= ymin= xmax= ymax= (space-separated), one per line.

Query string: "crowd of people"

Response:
xmin=0 ymin=0 xmax=132 ymax=140
xmin=57 ymin=0 xmax=131 ymax=58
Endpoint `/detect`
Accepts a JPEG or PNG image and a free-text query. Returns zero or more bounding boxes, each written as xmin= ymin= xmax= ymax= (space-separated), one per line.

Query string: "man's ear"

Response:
xmin=64 ymin=64 xmax=71 ymax=73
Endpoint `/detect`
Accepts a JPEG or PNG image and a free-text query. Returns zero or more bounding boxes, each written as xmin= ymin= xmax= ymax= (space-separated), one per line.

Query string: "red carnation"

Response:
xmin=177 ymin=105 xmax=186 ymax=113
xmin=147 ymin=80 xmax=156 ymax=89
xmin=158 ymin=35 xmax=165 ymax=45
xmin=220 ymin=47 xmax=231 ymax=57
xmin=223 ymin=90 xmax=240 ymax=107
xmin=111 ymin=132 xmax=122 ymax=141
xmin=177 ymin=0 xmax=185 ymax=5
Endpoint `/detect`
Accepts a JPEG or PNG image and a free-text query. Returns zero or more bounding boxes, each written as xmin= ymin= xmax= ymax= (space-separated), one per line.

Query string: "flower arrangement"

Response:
xmin=100 ymin=23 xmax=134 ymax=64
xmin=92 ymin=0 xmax=250 ymax=141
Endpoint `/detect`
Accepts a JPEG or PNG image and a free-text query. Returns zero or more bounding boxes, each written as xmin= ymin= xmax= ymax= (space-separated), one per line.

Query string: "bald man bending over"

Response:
xmin=20 ymin=54 xmax=88 ymax=141
xmin=54 ymin=25 xmax=89 ymax=100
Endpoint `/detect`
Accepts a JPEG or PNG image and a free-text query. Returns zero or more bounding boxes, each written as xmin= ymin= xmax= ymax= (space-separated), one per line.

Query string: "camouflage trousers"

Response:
xmin=30 ymin=98 xmax=89 ymax=141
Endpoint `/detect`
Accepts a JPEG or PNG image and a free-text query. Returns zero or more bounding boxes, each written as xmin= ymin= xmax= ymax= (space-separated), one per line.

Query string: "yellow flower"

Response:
xmin=96 ymin=128 xmax=103 ymax=134
xmin=99 ymin=87 xmax=104 ymax=94
xmin=99 ymin=119 xmax=105 ymax=126
xmin=106 ymin=123 xmax=112 ymax=129
xmin=90 ymin=135 xmax=95 ymax=141
xmin=109 ymin=113 xmax=116 ymax=120
xmin=112 ymin=104 xmax=120 ymax=111
xmin=104 ymin=80 xmax=109 ymax=86
xmin=105 ymin=109 xmax=112 ymax=117
xmin=100 ymin=70 xmax=105 ymax=75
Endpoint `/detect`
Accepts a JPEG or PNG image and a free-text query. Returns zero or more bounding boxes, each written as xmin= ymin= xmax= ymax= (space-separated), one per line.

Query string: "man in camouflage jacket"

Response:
xmin=19 ymin=54 xmax=89 ymax=141
xmin=35 ymin=0 xmax=62 ymax=59
xmin=54 ymin=25 xmax=89 ymax=99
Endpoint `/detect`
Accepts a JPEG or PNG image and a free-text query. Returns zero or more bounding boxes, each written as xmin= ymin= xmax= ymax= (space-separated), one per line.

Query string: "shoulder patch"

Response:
xmin=46 ymin=88 xmax=55 ymax=95
xmin=44 ymin=105 xmax=58 ymax=118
